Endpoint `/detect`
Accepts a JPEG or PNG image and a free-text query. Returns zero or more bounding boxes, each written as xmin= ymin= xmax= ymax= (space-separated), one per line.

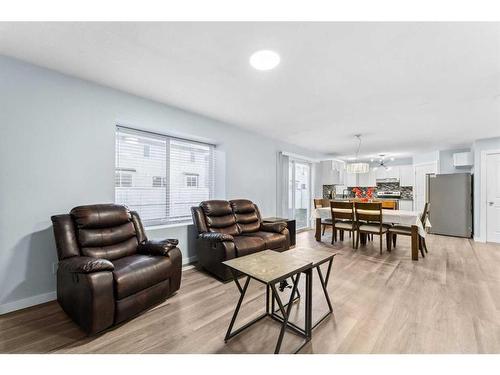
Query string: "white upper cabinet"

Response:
xmin=358 ymin=170 xmax=377 ymax=187
xmin=386 ymin=166 xmax=400 ymax=179
xmin=399 ymin=165 xmax=415 ymax=186
xmin=345 ymin=172 xmax=357 ymax=187
xmin=375 ymin=167 xmax=387 ymax=180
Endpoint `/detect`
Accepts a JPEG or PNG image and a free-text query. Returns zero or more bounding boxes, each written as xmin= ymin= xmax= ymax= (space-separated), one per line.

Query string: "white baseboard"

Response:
xmin=183 ymin=255 xmax=197 ymax=265
xmin=0 ymin=291 xmax=57 ymax=315
xmin=0 ymin=256 xmax=198 ymax=316
xmin=474 ymin=236 xmax=486 ymax=243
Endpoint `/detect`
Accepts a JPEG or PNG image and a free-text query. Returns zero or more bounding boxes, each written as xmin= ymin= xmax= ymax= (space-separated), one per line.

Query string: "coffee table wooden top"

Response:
xmin=223 ymin=250 xmax=312 ymax=284
xmin=286 ymin=247 xmax=337 ymax=267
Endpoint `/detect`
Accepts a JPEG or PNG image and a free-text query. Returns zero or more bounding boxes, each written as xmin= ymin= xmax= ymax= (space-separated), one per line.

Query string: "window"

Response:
xmin=185 ymin=174 xmax=199 ymax=187
xmin=115 ymin=126 xmax=215 ymax=226
xmin=152 ymin=176 xmax=166 ymax=187
xmin=115 ymin=172 xmax=133 ymax=187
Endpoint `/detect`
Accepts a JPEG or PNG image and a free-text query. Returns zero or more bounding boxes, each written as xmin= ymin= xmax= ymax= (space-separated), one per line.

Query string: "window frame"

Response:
xmin=115 ymin=125 xmax=215 ymax=227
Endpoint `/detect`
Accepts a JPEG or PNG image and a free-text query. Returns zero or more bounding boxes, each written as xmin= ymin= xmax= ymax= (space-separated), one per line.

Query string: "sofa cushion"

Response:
xmin=233 ymin=236 xmax=266 ymax=257
xmin=200 ymin=200 xmax=240 ymax=236
xmin=242 ymin=231 xmax=287 ymax=249
xmin=112 ymin=255 xmax=172 ymax=299
xmin=230 ymin=199 xmax=261 ymax=233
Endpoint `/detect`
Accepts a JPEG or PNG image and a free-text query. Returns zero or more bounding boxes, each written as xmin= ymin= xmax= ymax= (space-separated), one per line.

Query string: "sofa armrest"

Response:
xmin=199 ymin=232 xmax=234 ymax=242
xmin=59 ymin=256 xmax=114 ymax=274
xmin=137 ymin=239 xmax=179 ymax=256
xmin=261 ymin=221 xmax=287 ymax=233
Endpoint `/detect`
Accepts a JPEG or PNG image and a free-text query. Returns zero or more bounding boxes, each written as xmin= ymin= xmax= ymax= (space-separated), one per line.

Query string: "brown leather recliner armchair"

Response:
xmin=51 ymin=204 xmax=182 ymax=334
xmin=191 ymin=199 xmax=290 ymax=281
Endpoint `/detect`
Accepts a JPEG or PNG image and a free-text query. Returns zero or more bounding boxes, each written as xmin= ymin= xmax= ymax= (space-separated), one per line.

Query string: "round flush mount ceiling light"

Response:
xmin=249 ymin=50 xmax=280 ymax=71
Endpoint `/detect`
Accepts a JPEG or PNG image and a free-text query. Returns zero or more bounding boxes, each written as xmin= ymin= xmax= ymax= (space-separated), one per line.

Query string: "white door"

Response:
xmin=288 ymin=160 xmax=312 ymax=230
xmin=414 ymin=162 xmax=437 ymax=213
xmin=486 ymin=153 xmax=500 ymax=243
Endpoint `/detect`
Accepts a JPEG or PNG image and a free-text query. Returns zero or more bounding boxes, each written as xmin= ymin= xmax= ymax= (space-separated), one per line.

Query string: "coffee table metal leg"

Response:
xmin=305 ymin=268 xmax=312 ymax=339
xmin=270 ymin=273 xmax=301 ymax=354
xmin=225 ymin=274 xmax=251 ymax=342
xmin=317 ymin=261 xmax=333 ymax=313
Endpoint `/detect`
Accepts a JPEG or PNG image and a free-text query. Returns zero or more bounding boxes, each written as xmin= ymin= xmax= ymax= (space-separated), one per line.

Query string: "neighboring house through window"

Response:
xmin=115 ymin=126 xmax=215 ymax=226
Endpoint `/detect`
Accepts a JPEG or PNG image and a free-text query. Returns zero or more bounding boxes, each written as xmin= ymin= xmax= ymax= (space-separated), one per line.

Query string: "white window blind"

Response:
xmin=115 ymin=126 xmax=215 ymax=226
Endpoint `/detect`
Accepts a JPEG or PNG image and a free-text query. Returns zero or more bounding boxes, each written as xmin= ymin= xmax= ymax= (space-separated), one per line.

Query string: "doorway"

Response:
xmin=288 ymin=160 xmax=312 ymax=230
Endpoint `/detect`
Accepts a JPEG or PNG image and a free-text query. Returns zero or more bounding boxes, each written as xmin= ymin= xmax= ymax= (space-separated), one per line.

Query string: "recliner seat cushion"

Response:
xmin=230 ymin=199 xmax=261 ymax=233
xmin=112 ymin=255 xmax=172 ymax=299
xmin=233 ymin=236 xmax=266 ymax=257
xmin=242 ymin=231 xmax=287 ymax=249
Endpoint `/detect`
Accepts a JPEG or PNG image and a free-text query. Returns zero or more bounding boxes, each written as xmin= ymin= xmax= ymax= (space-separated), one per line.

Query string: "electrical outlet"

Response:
xmin=52 ymin=262 xmax=58 ymax=274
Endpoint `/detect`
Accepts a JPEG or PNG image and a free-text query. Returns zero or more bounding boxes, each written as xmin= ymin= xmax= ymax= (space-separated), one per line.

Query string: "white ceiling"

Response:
xmin=1 ymin=22 xmax=499 ymax=159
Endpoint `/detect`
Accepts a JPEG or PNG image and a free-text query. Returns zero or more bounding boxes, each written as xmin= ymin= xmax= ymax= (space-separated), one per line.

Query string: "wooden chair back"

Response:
xmin=330 ymin=201 xmax=355 ymax=221
xmin=420 ymin=202 xmax=430 ymax=225
xmin=314 ymin=198 xmax=330 ymax=208
xmin=354 ymin=202 xmax=383 ymax=223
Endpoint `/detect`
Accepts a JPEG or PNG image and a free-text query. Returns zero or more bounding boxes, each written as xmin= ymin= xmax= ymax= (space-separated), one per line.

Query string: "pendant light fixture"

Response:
xmin=346 ymin=134 xmax=370 ymax=174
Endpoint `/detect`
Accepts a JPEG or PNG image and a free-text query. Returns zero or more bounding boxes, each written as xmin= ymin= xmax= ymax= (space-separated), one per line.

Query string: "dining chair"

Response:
xmin=313 ymin=198 xmax=333 ymax=235
xmin=330 ymin=201 xmax=356 ymax=248
xmin=354 ymin=202 xmax=391 ymax=254
xmin=388 ymin=202 xmax=429 ymax=257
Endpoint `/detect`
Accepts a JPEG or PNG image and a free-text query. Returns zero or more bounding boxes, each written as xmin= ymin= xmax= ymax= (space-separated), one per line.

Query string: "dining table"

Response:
xmin=313 ymin=207 xmax=431 ymax=261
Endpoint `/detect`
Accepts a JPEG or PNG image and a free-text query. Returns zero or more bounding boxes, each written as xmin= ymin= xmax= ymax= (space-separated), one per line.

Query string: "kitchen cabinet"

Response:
xmin=375 ymin=167 xmax=399 ymax=180
xmin=399 ymin=200 xmax=414 ymax=211
xmin=386 ymin=166 xmax=400 ymax=179
xmin=375 ymin=167 xmax=387 ymax=180
xmin=399 ymin=165 xmax=414 ymax=186
xmin=358 ymin=170 xmax=376 ymax=187
xmin=345 ymin=172 xmax=357 ymax=187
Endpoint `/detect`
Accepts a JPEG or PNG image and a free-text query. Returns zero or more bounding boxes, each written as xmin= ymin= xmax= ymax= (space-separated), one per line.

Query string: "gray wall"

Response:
xmin=0 ymin=55 xmax=324 ymax=313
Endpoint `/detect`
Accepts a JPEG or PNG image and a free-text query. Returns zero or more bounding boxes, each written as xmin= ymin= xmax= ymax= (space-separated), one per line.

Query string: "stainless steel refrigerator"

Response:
xmin=427 ymin=173 xmax=473 ymax=238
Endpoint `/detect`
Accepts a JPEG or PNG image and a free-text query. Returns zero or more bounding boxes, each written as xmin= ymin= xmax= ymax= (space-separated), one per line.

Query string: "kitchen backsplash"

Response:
xmin=322 ymin=183 xmax=413 ymax=200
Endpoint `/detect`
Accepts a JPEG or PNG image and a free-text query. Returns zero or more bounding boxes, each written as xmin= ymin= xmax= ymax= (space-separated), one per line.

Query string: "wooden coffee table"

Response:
xmin=223 ymin=248 xmax=336 ymax=354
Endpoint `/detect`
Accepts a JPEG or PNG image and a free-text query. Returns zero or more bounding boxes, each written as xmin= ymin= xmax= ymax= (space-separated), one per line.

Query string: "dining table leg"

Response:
xmin=315 ymin=218 xmax=322 ymax=241
xmin=411 ymin=224 xmax=419 ymax=261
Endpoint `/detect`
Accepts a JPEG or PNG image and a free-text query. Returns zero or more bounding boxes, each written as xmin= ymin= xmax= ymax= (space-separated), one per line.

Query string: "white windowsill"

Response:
xmin=145 ymin=221 xmax=193 ymax=231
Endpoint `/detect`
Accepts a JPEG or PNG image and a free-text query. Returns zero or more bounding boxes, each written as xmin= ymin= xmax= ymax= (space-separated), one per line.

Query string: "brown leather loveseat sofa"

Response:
xmin=191 ymin=199 xmax=290 ymax=280
xmin=51 ymin=204 xmax=182 ymax=334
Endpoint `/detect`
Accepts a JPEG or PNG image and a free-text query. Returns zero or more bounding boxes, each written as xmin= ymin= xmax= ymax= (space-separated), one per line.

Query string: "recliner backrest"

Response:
xmin=70 ymin=204 xmax=138 ymax=260
xmin=199 ymin=200 xmax=240 ymax=236
xmin=230 ymin=199 xmax=261 ymax=233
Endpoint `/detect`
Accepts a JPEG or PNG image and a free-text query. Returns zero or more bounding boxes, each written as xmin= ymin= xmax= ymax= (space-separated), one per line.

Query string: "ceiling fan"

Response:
xmin=372 ymin=154 xmax=395 ymax=171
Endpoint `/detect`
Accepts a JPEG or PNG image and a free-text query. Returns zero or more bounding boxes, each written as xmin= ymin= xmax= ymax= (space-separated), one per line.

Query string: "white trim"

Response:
xmin=183 ymin=255 xmax=197 ymax=265
xmin=479 ymin=149 xmax=500 ymax=242
xmin=0 ymin=291 xmax=56 ymax=315
xmin=474 ymin=235 xmax=486 ymax=243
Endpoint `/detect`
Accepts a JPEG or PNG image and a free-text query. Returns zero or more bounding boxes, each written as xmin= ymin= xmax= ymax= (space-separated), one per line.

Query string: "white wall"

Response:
xmin=0 ymin=55 xmax=325 ymax=313
xmin=439 ymin=148 xmax=472 ymax=174
xmin=413 ymin=151 xmax=440 ymax=166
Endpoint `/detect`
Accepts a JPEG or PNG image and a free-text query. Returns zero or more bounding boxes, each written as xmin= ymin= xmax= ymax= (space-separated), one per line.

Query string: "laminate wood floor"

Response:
xmin=2 ymin=230 xmax=500 ymax=354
